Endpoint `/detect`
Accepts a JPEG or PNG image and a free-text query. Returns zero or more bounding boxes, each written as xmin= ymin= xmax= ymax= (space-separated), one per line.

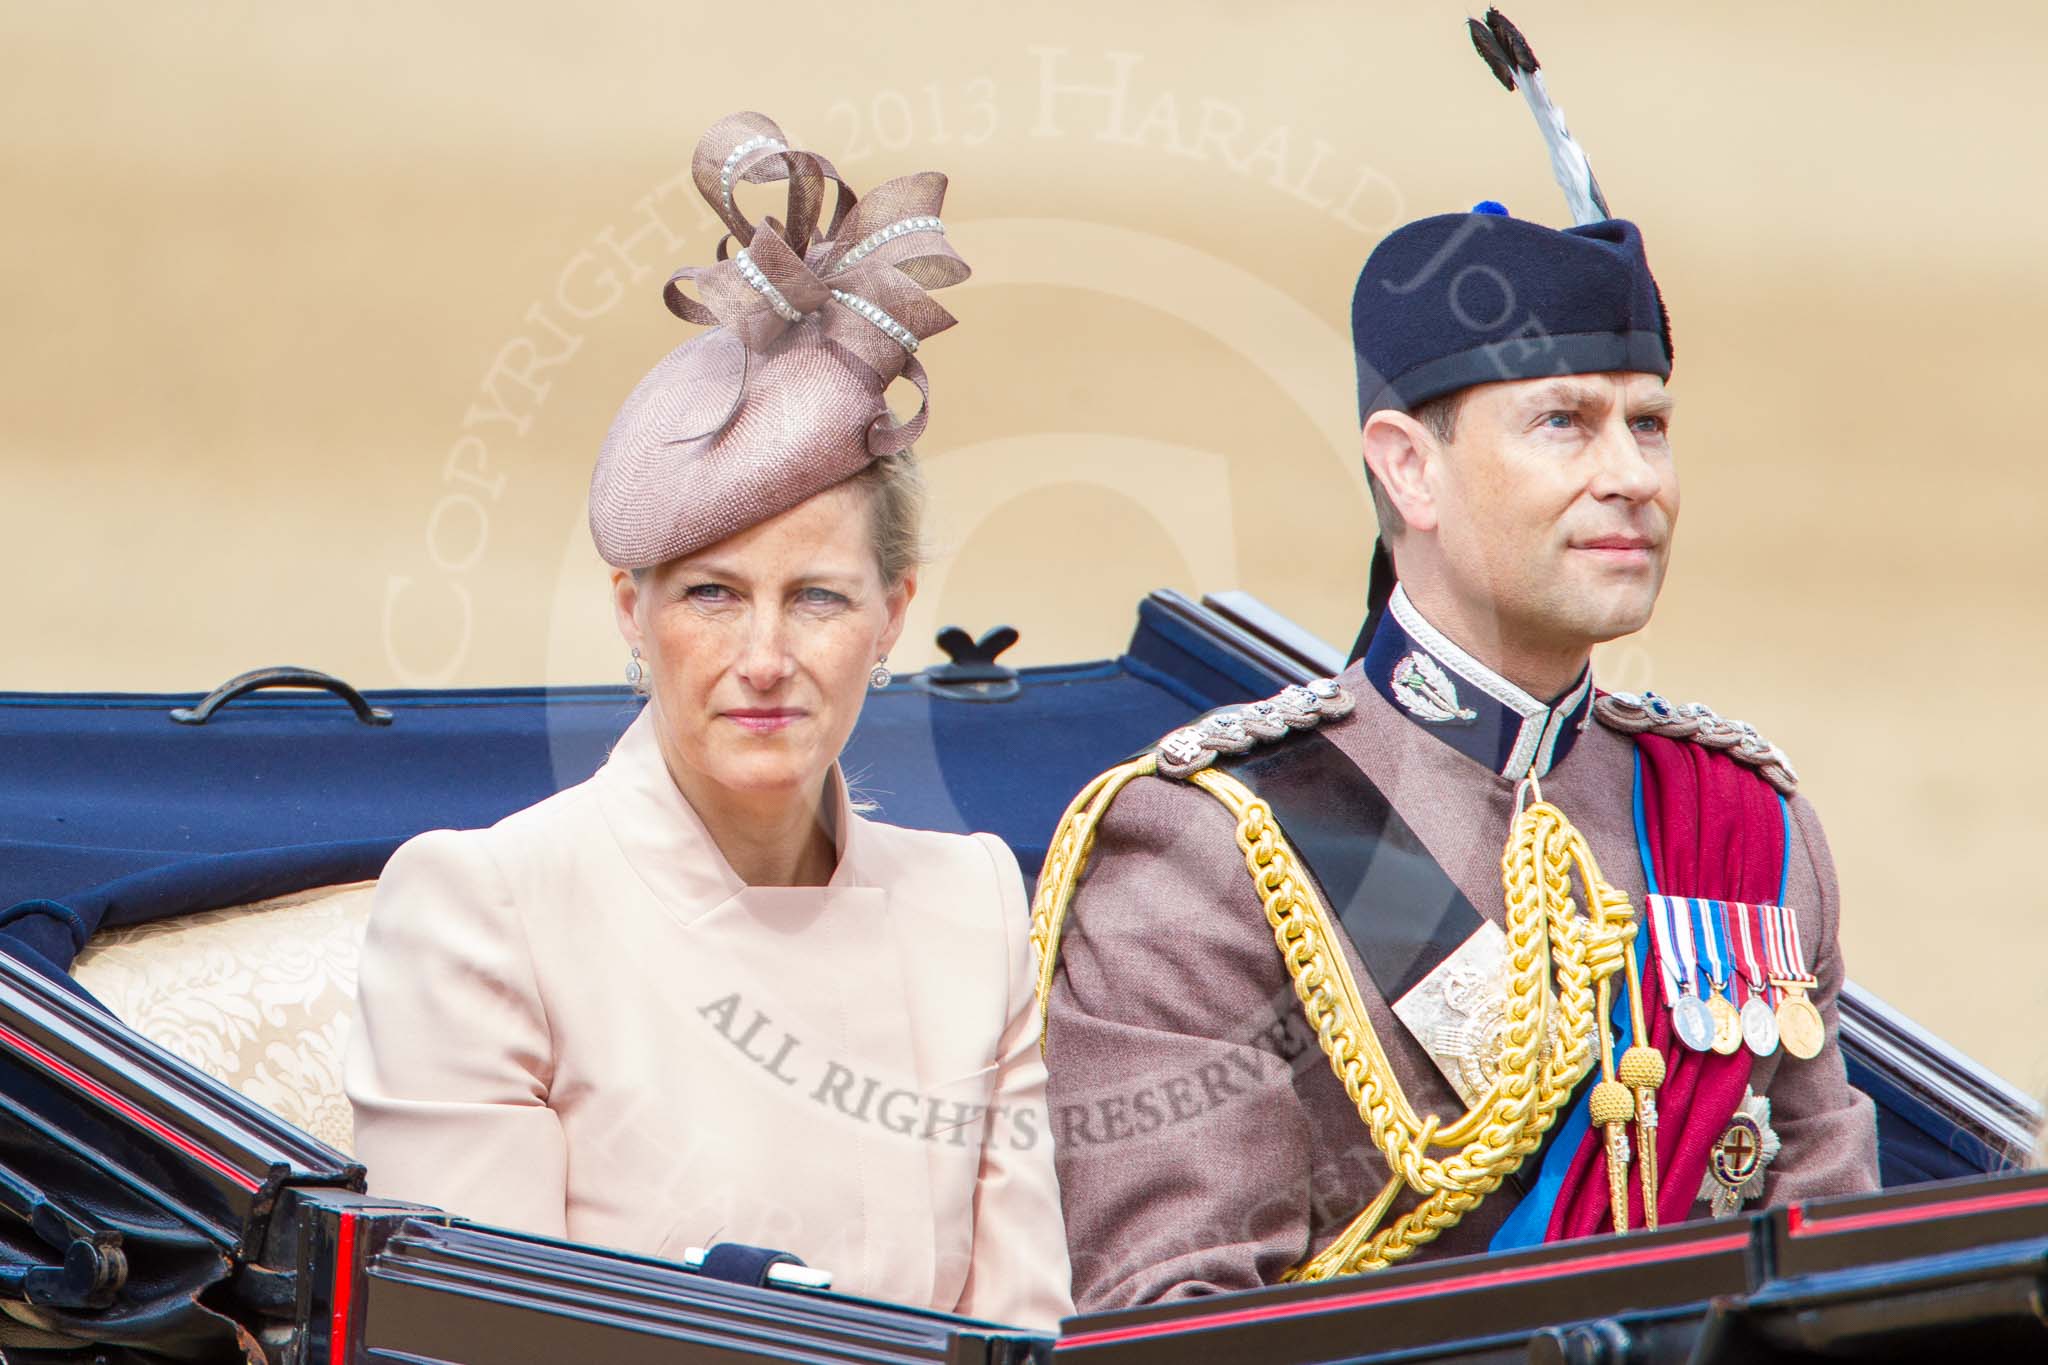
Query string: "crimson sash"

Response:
xmin=1546 ymin=731 xmax=1786 ymax=1238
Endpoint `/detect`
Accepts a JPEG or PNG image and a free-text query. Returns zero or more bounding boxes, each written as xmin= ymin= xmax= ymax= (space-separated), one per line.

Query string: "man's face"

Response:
xmin=1429 ymin=370 xmax=1679 ymax=655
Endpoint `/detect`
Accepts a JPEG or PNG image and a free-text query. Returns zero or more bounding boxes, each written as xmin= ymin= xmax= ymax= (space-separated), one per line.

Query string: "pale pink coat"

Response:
xmin=345 ymin=707 xmax=1073 ymax=1329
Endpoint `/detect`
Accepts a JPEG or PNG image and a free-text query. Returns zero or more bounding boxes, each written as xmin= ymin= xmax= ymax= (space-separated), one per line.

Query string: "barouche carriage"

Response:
xmin=2 ymin=590 xmax=2042 ymax=1364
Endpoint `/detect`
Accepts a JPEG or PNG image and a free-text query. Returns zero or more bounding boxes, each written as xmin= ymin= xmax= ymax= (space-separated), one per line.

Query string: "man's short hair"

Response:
xmin=1365 ymin=390 xmax=1464 ymax=539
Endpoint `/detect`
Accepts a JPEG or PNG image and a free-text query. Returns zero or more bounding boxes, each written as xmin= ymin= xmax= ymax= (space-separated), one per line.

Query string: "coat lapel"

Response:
xmin=588 ymin=705 xmax=940 ymax=1305
xmin=591 ymin=707 xmax=746 ymax=924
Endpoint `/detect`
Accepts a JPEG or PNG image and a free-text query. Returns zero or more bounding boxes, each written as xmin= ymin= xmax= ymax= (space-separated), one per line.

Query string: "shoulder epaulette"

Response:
xmin=1593 ymin=690 xmax=1798 ymax=795
xmin=1030 ymin=674 xmax=1354 ymax=1043
xmin=1153 ymin=677 xmax=1354 ymax=780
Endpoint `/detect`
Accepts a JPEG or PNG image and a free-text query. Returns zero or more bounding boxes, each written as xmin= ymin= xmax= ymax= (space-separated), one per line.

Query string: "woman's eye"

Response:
xmin=798 ymin=587 xmax=849 ymax=607
xmin=684 ymin=583 xmax=734 ymax=603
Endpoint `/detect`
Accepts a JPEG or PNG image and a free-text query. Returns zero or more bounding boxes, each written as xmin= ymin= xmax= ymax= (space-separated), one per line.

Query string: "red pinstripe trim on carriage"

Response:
xmin=0 ymin=1020 xmax=260 ymax=1192
xmin=331 ymin=1210 xmax=358 ymax=1365
xmin=1056 ymin=1232 xmax=1751 ymax=1351
xmin=1787 ymin=1183 xmax=2048 ymax=1239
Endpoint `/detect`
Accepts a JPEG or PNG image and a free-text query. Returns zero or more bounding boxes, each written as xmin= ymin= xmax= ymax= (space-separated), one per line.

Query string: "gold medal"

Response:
xmin=1775 ymin=988 xmax=1825 ymax=1060
xmin=1760 ymin=906 xmax=1824 ymax=1061
xmin=1707 ymin=992 xmax=1742 ymax=1055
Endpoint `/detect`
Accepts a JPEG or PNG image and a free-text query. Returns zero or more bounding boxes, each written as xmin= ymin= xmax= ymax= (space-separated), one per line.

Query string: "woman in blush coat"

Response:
xmin=345 ymin=111 xmax=1072 ymax=1329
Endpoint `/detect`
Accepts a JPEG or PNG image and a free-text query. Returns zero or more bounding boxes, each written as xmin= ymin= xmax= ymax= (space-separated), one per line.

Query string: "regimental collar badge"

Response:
xmin=1363 ymin=585 xmax=1594 ymax=780
xmin=1391 ymin=651 xmax=1477 ymax=725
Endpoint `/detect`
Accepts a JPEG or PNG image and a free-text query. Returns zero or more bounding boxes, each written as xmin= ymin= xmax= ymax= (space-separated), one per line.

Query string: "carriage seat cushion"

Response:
xmin=71 ymin=882 xmax=376 ymax=1155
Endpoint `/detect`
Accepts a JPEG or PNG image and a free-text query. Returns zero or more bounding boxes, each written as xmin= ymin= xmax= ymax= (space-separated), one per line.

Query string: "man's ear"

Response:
xmin=611 ymin=569 xmax=644 ymax=652
xmin=1362 ymin=410 xmax=1442 ymax=534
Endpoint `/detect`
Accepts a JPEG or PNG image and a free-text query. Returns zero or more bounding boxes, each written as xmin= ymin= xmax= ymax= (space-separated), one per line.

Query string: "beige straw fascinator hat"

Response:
xmin=588 ymin=111 xmax=970 ymax=570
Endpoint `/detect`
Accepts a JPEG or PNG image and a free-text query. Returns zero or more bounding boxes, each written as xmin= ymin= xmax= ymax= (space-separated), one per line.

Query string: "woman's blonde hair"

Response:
xmin=849 ymin=451 xmax=926 ymax=587
xmin=629 ymin=453 xmax=926 ymax=587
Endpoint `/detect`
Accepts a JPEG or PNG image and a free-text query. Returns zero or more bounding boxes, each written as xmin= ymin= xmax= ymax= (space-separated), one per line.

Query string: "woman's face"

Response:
xmin=612 ymin=481 xmax=912 ymax=806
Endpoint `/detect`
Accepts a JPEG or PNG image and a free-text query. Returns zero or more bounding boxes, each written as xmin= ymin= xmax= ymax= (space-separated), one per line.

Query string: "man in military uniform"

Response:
xmin=1035 ymin=198 xmax=1880 ymax=1309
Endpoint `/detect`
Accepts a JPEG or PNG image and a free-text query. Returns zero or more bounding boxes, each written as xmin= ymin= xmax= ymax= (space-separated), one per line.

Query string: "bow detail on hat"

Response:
xmin=661 ymin=111 xmax=970 ymax=456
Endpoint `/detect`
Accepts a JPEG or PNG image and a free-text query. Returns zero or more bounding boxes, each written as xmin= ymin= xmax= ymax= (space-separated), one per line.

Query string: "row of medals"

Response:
xmin=1672 ymin=979 xmax=1824 ymax=1061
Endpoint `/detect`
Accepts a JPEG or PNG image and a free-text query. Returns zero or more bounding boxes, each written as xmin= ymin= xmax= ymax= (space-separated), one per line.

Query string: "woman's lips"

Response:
xmin=724 ymin=709 xmax=805 ymax=735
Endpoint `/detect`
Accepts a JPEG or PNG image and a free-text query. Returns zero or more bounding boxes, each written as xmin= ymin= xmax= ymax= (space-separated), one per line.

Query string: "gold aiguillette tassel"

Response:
xmin=1618 ymin=1049 xmax=1663 ymax=1228
xmin=1587 ymin=977 xmax=1635 ymax=1235
xmin=1613 ymin=902 xmax=1664 ymax=1229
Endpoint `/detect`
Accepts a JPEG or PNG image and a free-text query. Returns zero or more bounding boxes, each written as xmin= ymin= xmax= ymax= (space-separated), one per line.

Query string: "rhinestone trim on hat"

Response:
xmin=720 ymin=135 xmax=787 ymax=215
xmin=830 ymin=215 xmax=945 ymax=275
xmin=733 ymin=248 xmax=805 ymax=323
xmin=830 ymin=289 xmax=919 ymax=352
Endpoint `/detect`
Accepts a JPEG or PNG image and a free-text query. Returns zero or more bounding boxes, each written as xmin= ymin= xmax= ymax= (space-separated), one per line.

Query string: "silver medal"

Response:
xmin=1672 ymin=993 xmax=1716 ymax=1052
xmin=1741 ymin=995 xmax=1780 ymax=1057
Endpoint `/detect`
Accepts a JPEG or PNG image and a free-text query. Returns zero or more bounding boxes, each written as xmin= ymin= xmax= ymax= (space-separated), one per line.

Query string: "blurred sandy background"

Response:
xmin=4 ymin=2 xmax=2045 ymax=1092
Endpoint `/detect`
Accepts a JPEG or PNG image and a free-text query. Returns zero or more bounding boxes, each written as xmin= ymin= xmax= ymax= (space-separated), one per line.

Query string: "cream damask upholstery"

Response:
xmin=72 ymin=882 xmax=376 ymax=1155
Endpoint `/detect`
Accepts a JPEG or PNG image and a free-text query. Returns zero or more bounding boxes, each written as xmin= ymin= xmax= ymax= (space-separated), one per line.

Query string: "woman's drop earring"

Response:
xmin=869 ymin=656 xmax=891 ymax=690
xmin=626 ymin=646 xmax=646 ymax=693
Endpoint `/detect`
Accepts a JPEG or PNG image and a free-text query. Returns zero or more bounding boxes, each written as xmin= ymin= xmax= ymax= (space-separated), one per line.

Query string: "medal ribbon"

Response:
xmin=1711 ymin=899 xmax=1741 ymax=998
xmin=1646 ymin=895 xmax=1690 ymax=1002
xmin=1672 ymin=895 xmax=1704 ymax=999
xmin=1731 ymin=902 xmax=1773 ymax=1006
xmin=1779 ymin=905 xmax=1818 ymax=988
xmin=1762 ymin=904 xmax=1816 ymax=989
xmin=1692 ymin=898 xmax=1729 ymax=995
xmin=1759 ymin=904 xmax=1786 ymax=983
